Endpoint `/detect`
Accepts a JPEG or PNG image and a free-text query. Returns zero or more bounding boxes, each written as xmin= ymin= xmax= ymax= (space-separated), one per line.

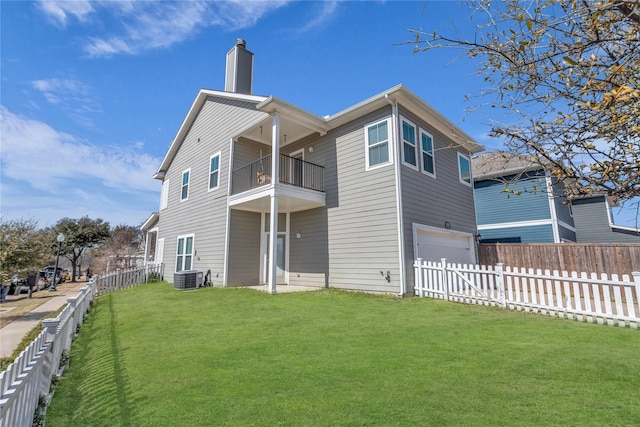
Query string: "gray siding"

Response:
xmin=227 ymin=210 xmax=261 ymax=285
xmin=324 ymin=107 xmax=401 ymax=293
xmin=573 ymin=197 xmax=640 ymax=243
xmin=157 ymin=96 xmax=267 ymax=284
xmin=398 ymin=108 xmax=478 ymax=290
xmin=289 ymin=208 xmax=329 ymax=288
xmin=553 ymin=179 xmax=574 ymax=226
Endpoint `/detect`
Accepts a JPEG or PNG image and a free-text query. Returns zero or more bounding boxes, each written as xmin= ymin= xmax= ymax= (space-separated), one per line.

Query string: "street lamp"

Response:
xmin=49 ymin=233 xmax=64 ymax=291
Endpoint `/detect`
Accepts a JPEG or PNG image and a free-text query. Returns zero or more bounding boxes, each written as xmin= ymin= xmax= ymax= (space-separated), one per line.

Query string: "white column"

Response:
xmin=143 ymin=230 xmax=150 ymax=268
xmin=268 ymin=113 xmax=280 ymax=294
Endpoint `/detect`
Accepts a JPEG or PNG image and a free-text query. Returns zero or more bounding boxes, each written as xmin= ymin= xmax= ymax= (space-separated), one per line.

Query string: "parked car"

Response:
xmin=42 ymin=266 xmax=65 ymax=283
xmin=10 ymin=273 xmax=41 ymax=295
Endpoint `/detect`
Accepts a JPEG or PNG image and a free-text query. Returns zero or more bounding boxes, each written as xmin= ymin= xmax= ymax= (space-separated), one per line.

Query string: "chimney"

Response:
xmin=225 ymin=38 xmax=253 ymax=94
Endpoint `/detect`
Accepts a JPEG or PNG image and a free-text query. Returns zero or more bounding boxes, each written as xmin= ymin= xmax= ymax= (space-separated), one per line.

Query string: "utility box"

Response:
xmin=173 ymin=270 xmax=202 ymax=290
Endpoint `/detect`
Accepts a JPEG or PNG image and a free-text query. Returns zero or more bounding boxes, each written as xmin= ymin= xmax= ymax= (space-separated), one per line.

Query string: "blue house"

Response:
xmin=472 ymin=152 xmax=576 ymax=243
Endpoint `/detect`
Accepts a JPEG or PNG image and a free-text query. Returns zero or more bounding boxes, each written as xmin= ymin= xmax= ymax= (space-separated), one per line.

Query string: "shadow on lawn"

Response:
xmin=108 ymin=296 xmax=136 ymax=426
xmin=52 ymin=295 xmax=141 ymax=426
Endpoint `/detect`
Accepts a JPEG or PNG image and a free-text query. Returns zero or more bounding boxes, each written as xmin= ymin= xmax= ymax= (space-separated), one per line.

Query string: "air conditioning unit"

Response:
xmin=173 ymin=270 xmax=202 ymax=290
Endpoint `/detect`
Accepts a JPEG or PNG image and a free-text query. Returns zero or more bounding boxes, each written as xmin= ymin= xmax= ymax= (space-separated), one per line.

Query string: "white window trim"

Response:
xmin=160 ymin=179 xmax=170 ymax=210
xmin=180 ymin=168 xmax=191 ymax=201
xmin=365 ymin=117 xmax=393 ymax=171
xmin=400 ymin=116 xmax=419 ymax=171
xmin=419 ymin=128 xmax=436 ymax=178
xmin=208 ymin=152 xmax=221 ymax=192
xmin=175 ymin=233 xmax=195 ymax=272
xmin=457 ymin=152 xmax=472 ymax=186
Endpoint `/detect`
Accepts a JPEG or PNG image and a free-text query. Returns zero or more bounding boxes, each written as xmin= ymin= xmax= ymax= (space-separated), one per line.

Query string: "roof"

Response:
xmin=472 ymin=152 xmax=544 ymax=180
xmin=154 ymin=85 xmax=484 ymax=180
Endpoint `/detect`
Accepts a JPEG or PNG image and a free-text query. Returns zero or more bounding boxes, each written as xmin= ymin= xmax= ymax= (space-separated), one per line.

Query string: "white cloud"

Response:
xmin=37 ymin=0 xmax=294 ymax=57
xmin=31 ymin=78 xmax=102 ymax=128
xmin=37 ymin=0 xmax=95 ymax=26
xmin=0 ymin=107 xmax=160 ymax=194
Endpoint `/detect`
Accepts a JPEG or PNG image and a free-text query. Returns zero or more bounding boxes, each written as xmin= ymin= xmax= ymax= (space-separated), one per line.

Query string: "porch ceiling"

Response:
xmin=236 ymin=116 xmax=320 ymax=147
xmin=229 ymin=185 xmax=326 ymax=213
xmin=235 ymin=96 xmax=329 ymax=147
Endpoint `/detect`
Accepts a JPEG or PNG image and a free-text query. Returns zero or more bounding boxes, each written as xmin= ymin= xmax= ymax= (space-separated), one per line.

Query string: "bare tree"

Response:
xmin=411 ymin=0 xmax=640 ymax=204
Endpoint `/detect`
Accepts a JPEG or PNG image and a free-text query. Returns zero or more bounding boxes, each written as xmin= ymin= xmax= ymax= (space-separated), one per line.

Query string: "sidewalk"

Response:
xmin=0 ymin=280 xmax=89 ymax=358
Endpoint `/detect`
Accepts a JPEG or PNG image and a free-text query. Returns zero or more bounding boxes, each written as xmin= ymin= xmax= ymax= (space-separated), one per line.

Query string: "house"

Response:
xmin=472 ymin=152 xmax=576 ymax=243
xmin=471 ymin=152 xmax=640 ymax=244
xmin=571 ymin=195 xmax=640 ymax=243
xmin=141 ymin=39 xmax=484 ymax=295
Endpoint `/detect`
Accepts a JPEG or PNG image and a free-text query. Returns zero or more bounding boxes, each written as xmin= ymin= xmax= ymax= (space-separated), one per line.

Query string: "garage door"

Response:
xmin=415 ymin=227 xmax=474 ymax=264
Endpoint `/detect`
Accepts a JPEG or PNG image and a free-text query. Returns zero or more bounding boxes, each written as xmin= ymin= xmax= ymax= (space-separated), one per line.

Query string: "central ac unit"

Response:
xmin=174 ymin=270 xmax=202 ymax=290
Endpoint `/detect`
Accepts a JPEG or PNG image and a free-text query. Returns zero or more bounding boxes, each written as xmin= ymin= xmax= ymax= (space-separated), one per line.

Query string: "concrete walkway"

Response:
xmin=0 ymin=281 xmax=89 ymax=358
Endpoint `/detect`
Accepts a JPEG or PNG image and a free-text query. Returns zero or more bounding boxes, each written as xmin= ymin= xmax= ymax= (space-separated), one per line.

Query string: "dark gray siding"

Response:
xmin=553 ymin=179 xmax=574 ymax=227
xmin=559 ymin=225 xmax=576 ymax=242
xmin=156 ymin=96 xmax=267 ymax=284
xmin=227 ymin=210 xmax=261 ymax=285
xmin=398 ymin=107 xmax=478 ymax=290
xmin=573 ymin=197 xmax=640 ymax=243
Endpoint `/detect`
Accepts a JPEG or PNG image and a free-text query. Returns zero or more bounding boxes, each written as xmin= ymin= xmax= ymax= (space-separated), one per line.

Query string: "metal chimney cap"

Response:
xmin=236 ymin=38 xmax=246 ymax=48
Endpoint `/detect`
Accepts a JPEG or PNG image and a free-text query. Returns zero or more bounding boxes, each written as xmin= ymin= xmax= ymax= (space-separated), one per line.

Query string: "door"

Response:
xmin=415 ymin=227 xmax=474 ymax=265
xmin=289 ymin=149 xmax=304 ymax=187
xmin=264 ymin=233 xmax=286 ymax=284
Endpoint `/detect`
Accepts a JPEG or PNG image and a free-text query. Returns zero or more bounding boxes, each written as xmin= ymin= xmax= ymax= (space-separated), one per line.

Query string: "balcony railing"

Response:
xmin=232 ymin=154 xmax=324 ymax=195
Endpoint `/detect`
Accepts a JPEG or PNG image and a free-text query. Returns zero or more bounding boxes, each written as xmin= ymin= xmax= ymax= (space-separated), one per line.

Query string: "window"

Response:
xmin=420 ymin=129 xmax=435 ymax=176
xmin=458 ymin=152 xmax=471 ymax=185
xmin=181 ymin=169 xmax=190 ymax=201
xmin=160 ymin=179 xmax=169 ymax=210
xmin=209 ymin=153 xmax=220 ymax=191
xmin=401 ymin=118 xmax=418 ymax=169
xmin=176 ymin=234 xmax=194 ymax=272
xmin=365 ymin=119 xmax=391 ymax=169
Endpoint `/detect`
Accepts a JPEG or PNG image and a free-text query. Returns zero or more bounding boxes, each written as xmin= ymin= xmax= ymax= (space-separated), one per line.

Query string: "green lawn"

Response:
xmin=46 ymin=283 xmax=640 ymax=426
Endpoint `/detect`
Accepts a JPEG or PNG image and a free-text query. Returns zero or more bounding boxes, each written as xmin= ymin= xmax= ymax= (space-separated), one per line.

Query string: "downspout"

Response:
xmin=223 ymin=137 xmax=235 ymax=286
xmin=386 ymin=94 xmax=407 ymax=296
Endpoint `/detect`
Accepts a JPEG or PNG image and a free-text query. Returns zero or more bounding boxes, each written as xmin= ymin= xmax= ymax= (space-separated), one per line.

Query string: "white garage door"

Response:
xmin=415 ymin=227 xmax=474 ymax=264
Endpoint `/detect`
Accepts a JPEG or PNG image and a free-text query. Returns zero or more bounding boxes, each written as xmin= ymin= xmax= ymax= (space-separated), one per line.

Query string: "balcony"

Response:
xmin=229 ymin=154 xmax=326 ymax=213
xmin=232 ymin=154 xmax=324 ymax=194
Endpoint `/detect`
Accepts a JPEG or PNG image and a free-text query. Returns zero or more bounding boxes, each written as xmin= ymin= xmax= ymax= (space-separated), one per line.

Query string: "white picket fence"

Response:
xmin=0 ymin=264 xmax=163 ymax=427
xmin=414 ymin=258 xmax=640 ymax=328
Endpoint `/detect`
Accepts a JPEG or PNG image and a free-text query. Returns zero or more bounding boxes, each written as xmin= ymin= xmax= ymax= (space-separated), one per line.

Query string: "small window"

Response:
xmin=365 ymin=119 xmax=392 ymax=170
xmin=209 ymin=153 xmax=220 ymax=191
xmin=458 ymin=153 xmax=471 ymax=185
xmin=176 ymin=234 xmax=194 ymax=272
xmin=181 ymin=169 xmax=190 ymax=201
xmin=160 ymin=179 xmax=169 ymax=210
xmin=401 ymin=118 xmax=418 ymax=169
xmin=419 ymin=129 xmax=435 ymax=177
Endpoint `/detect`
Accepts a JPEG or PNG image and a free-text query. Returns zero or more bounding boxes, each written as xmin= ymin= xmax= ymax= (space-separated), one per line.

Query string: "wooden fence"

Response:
xmin=478 ymin=243 xmax=640 ymax=277
xmin=0 ymin=264 xmax=163 ymax=427
xmin=414 ymin=258 xmax=640 ymax=328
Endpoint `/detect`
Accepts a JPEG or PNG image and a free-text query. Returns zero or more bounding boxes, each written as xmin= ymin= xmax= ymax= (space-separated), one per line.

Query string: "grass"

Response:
xmin=45 ymin=283 xmax=640 ymax=426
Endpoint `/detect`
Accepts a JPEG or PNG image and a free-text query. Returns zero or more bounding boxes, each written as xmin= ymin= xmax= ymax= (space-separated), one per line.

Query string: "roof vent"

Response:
xmin=225 ymin=39 xmax=253 ymax=94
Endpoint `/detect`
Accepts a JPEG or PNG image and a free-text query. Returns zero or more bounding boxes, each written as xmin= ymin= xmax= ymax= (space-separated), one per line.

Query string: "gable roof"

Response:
xmin=154 ymin=90 xmax=267 ymax=179
xmin=154 ymin=85 xmax=484 ymax=180
xmin=472 ymin=152 xmax=544 ymax=180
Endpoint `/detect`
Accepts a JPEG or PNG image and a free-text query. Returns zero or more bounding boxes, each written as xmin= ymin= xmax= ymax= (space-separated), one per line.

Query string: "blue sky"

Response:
xmin=1 ymin=0 xmax=637 ymax=229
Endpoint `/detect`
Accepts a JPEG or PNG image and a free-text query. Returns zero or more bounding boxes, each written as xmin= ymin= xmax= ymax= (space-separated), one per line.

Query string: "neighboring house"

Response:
xmin=141 ymin=39 xmax=483 ymax=295
xmin=571 ymin=195 xmax=640 ymax=243
xmin=472 ymin=152 xmax=576 ymax=243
